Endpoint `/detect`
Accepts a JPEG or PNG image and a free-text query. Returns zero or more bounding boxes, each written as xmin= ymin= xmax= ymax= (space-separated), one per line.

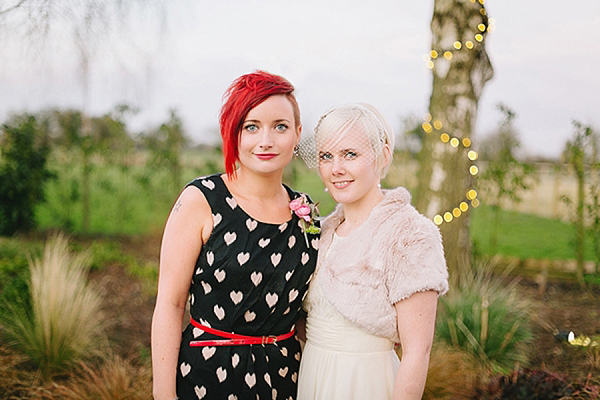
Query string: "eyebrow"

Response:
xmin=243 ymin=118 xmax=292 ymax=124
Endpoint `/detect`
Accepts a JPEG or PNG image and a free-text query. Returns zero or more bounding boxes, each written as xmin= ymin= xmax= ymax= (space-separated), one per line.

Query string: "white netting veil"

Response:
xmin=297 ymin=103 xmax=395 ymax=175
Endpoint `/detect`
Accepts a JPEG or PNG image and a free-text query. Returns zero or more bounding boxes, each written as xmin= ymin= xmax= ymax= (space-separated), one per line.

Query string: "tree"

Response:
xmin=143 ymin=109 xmax=189 ymax=198
xmin=415 ymin=0 xmax=494 ymax=278
xmin=0 ymin=114 xmax=53 ymax=236
xmin=477 ymin=104 xmax=537 ymax=254
xmin=562 ymin=121 xmax=594 ymax=286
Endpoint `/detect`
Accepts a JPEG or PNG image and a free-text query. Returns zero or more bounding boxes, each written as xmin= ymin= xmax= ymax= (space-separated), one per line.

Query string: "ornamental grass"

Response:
xmin=48 ymin=355 xmax=153 ymax=400
xmin=0 ymin=233 xmax=108 ymax=379
xmin=436 ymin=259 xmax=534 ymax=372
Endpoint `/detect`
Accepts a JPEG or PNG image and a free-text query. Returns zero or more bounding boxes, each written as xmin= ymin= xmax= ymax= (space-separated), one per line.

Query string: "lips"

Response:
xmin=254 ymin=153 xmax=278 ymax=160
xmin=332 ymin=180 xmax=353 ymax=189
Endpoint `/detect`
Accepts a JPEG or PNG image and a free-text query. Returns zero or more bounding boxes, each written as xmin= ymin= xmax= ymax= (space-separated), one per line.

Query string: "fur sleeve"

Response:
xmin=381 ymin=206 xmax=448 ymax=304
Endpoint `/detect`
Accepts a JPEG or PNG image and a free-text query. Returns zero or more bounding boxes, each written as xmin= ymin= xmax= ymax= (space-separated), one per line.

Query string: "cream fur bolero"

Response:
xmin=314 ymin=186 xmax=448 ymax=343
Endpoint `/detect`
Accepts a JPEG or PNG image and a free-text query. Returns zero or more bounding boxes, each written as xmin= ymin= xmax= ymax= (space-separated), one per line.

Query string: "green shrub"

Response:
xmin=0 ymin=234 xmax=108 ymax=379
xmin=0 ymin=115 xmax=53 ymax=236
xmin=436 ymin=261 xmax=533 ymax=372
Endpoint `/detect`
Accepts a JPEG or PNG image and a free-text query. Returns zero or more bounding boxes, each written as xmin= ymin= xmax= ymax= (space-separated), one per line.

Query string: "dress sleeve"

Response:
xmin=384 ymin=211 xmax=449 ymax=304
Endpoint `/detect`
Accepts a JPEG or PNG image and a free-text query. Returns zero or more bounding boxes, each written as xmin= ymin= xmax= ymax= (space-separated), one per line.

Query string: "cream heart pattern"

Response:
xmin=246 ymin=218 xmax=258 ymax=231
xmin=230 ymin=290 xmax=243 ymax=305
xmin=201 ymin=179 xmax=215 ymax=190
xmin=288 ymin=235 xmax=296 ymax=248
xmin=291 ymin=372 xmax=298 ymax=383
xmin=224 ymin=232 xmax=237 ymax=246
xmin=301 ymin=252 xmax=309 ymax=265
xmin=294 ymin=352 xmax=301 ymax=361
xmin=199 ymin=318 xmax=211 ymax=327
xmin=216 ymin=366 xmax=227 ymax=383
xmin=202 ymin=346 xmax=216 ymax=360
xmin=194 ymin=385 xmax=206 ymax=399
xmin=180 ymin=362 xmax=191 ymax=377
xmin=278 ymin=222 xmax=288 ymax=232
xmin=192 ymin=327 xmax=204 ymax=338
xmin=265 ymin=292 xmax=278 ymax=308
xmin=201 ymin=281 xmax=212 ymax=294
xmin=250 ymin=271 xmax=262 ymax=286
xmin=206 ymin=251 xmax=214 ymax=266
xmin=311 ymin=238 xmax=319 ymax=250
xmin=244 ymin=310 xmax=256 ymax=322
xmin=258 ymin=237 xmax=270 ymax=248
xmin=283 ymin=307 xmax=290 ymax=315
xmin=278 ymin=366 xmax=288 ymax=378
xmin=280 ymin=347 xmax=288 ymax=357
xmin=214 ymin=304 xmax=225 ymax=320
xmin=226 ymin=196 xmax=237 ymax=209
xmin=232 ymin=353 xmax=240 ymax=368
xmin=195 ymin=267 xmax=203 ymax=275
xmin=190 ymin=293 xmax=195 ymax=305
xmin=245 ymin=372 xmax=256 ymax=388
xmin=237 ymin=252 xmax=250 ymax=266
xmin=228 ymin=395 xmax=237 ymax=400
xmin=213 ymin=213 xmax=222 ymax=227
xmin=285 ymin=270 xmax=293 ymax=281
xmin=214 ymin=269 xmax=226 ymax=282
xmin=288 ymin=289 xmax=298 ymax=303
xmin=272 ymin=389 xmax=278 ymax=400
xmin=270 ymin=253 xmax=282 ymax=267
xmin=264 ymin=372 xmax=272 ymax=387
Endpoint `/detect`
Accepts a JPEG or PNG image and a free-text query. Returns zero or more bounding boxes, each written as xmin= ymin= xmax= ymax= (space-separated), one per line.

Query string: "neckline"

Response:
xmin=217 ymin=174 xmax=295 ymax=226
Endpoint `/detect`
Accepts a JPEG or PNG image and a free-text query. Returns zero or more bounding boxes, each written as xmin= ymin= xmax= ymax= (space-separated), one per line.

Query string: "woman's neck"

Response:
xmin=225 ymin=167 xmax=285 ymax=201
xmin=337 ymin=186 xmax=384 ymax=236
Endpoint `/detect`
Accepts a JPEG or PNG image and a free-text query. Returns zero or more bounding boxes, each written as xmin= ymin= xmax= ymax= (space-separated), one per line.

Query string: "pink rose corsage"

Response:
xmin=289 ymin=194 xmax=320 ymax=246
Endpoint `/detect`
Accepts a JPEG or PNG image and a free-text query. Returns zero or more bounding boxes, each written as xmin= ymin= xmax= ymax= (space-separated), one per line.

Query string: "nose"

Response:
xmin=258 ymin=128 xmax=274 ymax=149
xmin=331 ymin=156 xmax=345 ymax=175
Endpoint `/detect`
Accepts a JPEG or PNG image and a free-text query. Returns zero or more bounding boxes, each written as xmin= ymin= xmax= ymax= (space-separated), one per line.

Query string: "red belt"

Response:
xmin=188 ymin=317 xmax=295 ymax=347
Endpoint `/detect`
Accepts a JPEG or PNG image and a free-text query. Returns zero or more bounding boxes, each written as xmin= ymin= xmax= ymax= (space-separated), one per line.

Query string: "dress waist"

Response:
xmin=305 ymin=312 xmax=395 ymax=353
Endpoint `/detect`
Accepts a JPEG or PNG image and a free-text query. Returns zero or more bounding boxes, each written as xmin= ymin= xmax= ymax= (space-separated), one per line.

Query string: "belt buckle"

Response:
xmin=262 ymin=335 xmax=277 ymax=345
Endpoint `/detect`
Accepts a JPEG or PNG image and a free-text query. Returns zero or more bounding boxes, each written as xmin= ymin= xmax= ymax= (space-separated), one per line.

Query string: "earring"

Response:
xmin=324 ymin=187 xmax=329 ymax=193
xmin=377 ymin=183 xmax=381 ymax=188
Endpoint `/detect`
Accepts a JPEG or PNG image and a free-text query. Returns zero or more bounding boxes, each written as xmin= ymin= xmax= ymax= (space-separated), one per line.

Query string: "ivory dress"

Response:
xmin=297 ymin=234 xmax=401 ymax=400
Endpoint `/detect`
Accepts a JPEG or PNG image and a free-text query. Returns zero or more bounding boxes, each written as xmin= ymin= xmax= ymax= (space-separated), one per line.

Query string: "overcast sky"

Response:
xmin=1 ymin=0 xmax=599 ymax=159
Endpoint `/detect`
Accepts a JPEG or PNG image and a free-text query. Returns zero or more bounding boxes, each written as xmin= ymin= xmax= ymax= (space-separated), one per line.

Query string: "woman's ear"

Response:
xmin=380 ymin=143 xmax=392 ymax=178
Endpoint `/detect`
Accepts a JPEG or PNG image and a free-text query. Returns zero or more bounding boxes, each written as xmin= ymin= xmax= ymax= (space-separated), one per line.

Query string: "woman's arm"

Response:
xmin=392 ymin=290 xmax=438 ymax=400
xmin=151 ymin=187 xmax=212 ymax=400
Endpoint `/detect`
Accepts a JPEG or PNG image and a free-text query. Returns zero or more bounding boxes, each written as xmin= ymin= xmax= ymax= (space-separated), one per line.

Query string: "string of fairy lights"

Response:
xmin=422 ymin=0 xmax=494 ymax=226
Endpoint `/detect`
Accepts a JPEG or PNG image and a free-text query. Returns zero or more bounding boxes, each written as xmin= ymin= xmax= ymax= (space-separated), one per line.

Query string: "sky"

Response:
xmin=1 ymin=0 xmax=599 ymax=160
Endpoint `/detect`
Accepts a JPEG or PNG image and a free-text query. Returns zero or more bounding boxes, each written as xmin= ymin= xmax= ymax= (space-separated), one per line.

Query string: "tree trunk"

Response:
xmin=415 ymin=0 xmax=494 ymax=277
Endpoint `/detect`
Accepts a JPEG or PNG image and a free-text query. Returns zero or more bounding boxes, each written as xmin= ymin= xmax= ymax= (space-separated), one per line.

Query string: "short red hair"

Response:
xmin=219 ymin=70 xmax=300 ymax=178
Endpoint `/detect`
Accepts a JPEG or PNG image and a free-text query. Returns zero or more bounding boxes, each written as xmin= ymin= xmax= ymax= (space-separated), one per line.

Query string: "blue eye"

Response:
xmin=343 ymin=150 xmax=358 ymax=159
xmin=275 ymin=123 xmax=288 ymax=132
xmin=319 ymin=152 xmax=333 ymax=162
xmin=244 ymin=124 xmax=258 ymax=132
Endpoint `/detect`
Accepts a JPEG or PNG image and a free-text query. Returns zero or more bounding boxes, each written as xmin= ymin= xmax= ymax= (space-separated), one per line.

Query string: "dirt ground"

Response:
xmin=93 ymin=235 xmax=600 ymax=382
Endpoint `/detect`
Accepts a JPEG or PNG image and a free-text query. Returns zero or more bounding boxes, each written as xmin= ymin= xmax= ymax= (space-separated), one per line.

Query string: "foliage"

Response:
xmin=142 ymin=108 xmax=189 ymax=197
xmin=474 ymin=369 xmax=600 ymax=399
xmin=48 ymin=356 xmax=152 ymax=400
xmin=0 ymin=114 xmax=53 ymax=236
xmin=436 ymin=260 xmax=533 ymax=372
xmin=478 ymin=104 xmax=537 ymax=253
xmin=0 ymin=234 xmax=108 ymax=379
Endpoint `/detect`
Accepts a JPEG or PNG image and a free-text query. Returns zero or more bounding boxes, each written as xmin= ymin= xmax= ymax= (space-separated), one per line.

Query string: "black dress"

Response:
xmin=176 ymin=174 xmax=319 ymax=400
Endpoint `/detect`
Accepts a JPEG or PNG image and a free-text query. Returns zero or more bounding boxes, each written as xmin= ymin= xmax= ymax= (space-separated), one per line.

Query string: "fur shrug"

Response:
xmin=314 ymin=186 xmax=448 ymax=343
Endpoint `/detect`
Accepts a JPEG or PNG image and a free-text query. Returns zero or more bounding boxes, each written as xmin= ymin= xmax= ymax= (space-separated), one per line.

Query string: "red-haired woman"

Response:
xmin=151 ymin=71 xmax=319 ymax=400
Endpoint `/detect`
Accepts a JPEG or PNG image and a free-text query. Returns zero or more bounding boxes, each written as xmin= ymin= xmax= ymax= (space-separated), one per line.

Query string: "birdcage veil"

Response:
xmin=297 ymin=103 xmax=394 ymax=173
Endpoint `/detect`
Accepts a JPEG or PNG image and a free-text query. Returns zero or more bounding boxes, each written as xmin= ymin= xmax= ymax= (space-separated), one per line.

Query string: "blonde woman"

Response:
xmin=297 ymin=103 xmax=448 ymax=400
